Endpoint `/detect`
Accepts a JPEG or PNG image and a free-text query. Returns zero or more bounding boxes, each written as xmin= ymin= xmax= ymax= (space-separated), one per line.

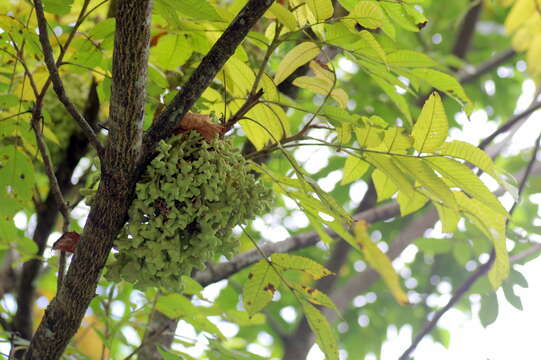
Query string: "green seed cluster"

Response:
xmin=106 ymin=132 xmax=272 ymax=292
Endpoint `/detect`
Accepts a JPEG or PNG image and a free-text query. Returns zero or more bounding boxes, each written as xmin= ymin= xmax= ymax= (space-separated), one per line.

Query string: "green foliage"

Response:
xmin=107 ymin=132 xmax=272 ymax=292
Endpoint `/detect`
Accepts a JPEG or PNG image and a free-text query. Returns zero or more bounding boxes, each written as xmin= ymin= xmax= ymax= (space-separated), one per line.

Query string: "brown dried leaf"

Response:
xmin=52 ymin=231 xmax=81 ymax=253
xmin=174 ymin=113 xmax=224 ymax=142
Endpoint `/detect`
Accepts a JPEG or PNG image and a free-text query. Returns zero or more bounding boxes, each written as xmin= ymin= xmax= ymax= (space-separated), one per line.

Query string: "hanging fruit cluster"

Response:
xmin=105 ymin=131 xmax=272 ymax=292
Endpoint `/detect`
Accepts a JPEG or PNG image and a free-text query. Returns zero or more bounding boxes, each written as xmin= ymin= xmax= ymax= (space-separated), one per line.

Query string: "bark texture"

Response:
xmin=24 ymin=1 xmax=151 ymax=358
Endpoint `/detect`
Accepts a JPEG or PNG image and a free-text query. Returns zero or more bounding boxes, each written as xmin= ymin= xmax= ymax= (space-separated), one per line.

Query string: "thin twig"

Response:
xmin=33 ymin=0 xmax=104 ymax=156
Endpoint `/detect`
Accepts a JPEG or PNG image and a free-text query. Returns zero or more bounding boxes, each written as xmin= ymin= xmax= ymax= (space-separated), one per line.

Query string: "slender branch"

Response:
xmin=479 ymin=101 xmax=541 ymax=150
xmin=399 ymin=131 xmax=541 ymax=360
xmin=458 ymin=48 xmax=516 ymax=84
xmin=33 ymin=0 xmax=104 ymax=156
xmin=193 ymin=202 xmax=400 ymax=286
xmin=451 ymin=0 xmax=483 ymax=62
xmin=12 ymin=79 xmax=100 ymax=349
xmin=143 ymin=0 xmax=275 ymax=153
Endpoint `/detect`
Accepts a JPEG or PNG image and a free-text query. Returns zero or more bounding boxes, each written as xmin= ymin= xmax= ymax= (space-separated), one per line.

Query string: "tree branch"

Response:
xmin=143 ymin=0 xmax=275 ymax=154
xmin=13 ymin=79 xmax=100 ymax=344
xmin=23 ymin=1 xmax=151 ymax=358
xmin=193 ymin=202 xmax=400 ymax=287
xmin=458 ymin=48 xmax=516 ymax=84
xmin=33 ymin=0 xmax=104 ymax=156
xmin=451 ymin=0 xmax=483 ymax=62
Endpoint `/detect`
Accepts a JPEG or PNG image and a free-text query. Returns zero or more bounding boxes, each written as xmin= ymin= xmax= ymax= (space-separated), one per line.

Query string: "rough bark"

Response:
xmin=23 ymin=1 xmax=151 ymax=358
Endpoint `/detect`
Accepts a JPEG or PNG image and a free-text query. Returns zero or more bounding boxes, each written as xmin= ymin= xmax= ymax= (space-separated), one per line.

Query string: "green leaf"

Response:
xmin=350 ymin=1 xmax=387 ymax=29
xmin=341 ymin=156 xmax=370 ymax=185
xmin=372 ymin=168 xmax=398 ymax=202
xmin=156 ymin=294 xmax=196 ymax=318
xmin=42 ymin=0 xmax=73 ymax=14
xmin=150 ymin=34 xmax=193 ymax=70
xmin=243 ymin=260 xmax=281 ymax=316
xmin=426 ymin=157 xmax=507 ymax=216
xmin=434 ymin=202 xmax=460 ymax=233
xmin=412 ymin=92 xmax=448 ymax=153
xmin=181 ymin=276 xmax=204 ymax=295
xmin=157 ymin=0 xmax=221 ymax=21
xmin=364 ymin=153 xmax=415 ymax=200
xmin=502 ymin=282 xmax=523 ymax=310
xmin=398 ymin=190 xmax=428 ymax=216
xmin=301 ymin=301 xmax=339 ymax=360
xmin=293 ymin=76 xmax=332 ymax=95
xmin=307 ymin=0 xmax=334 ymax=21
xmin=439 ymin=140 xmax=499 ymax=180
xmin=358 ymin=30 xmax=388 ymax=66
xmin=0 ymin=146 xmax=35 ymax=204
xmin=415 ymin=237 xmax=453 ymax=255
xmin=0 ymin=94 xmax=20 ymax=109
xmin=394 ymin=156 xmax=458 ymax=210
xmin=387 ymin=50 xmax=437 ymax=68
xmin=410 ymin=69 xmax=472 ymax=113
xmin=479 ymin=292 xmax=499 ymax=327
xmin=274 ymin=42 xmax=320 ymax=85
xmin=268 ymin=3 xmax=298 ymax=30
xmin=452 ymin=240 xmax=471 ymax=266
xmin=271 ymin=253 xmax=334 ymax=279
xmin=354 ymin=221 xmax=409 ymax=304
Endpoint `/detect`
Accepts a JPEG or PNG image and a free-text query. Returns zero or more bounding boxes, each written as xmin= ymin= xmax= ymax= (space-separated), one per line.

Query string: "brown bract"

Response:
xmin=52 ymin=231 xmax=81 ymax=253
xmin=174 ymin=113 xmax=224 ymax=142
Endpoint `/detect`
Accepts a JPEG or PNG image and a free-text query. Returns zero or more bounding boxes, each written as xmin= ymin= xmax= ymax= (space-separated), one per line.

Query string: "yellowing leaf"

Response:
xmin=410 ymin=69 xmax=472 ymax=113
xmin=394 ymin=156 xmax=458 ymax=211
xmin=274 ymin=42 xmax=320 ymax=85
xmin=309 ymin=60 xmax=335 ymax=84
xmin=364 ymin=153 xmax=415 ymax=200
xmin=302 ymin=301 xmax=339 ymax=360
xmin=382 ymin=127 xmax=413 ymax=153
xmin=307 ymin=0 xmax=334 ymax=21
xmin=331 ymin=88 xmax=349 ymax=108
xmin=289 ymin=282 xmax=338 ymax=311
xmin=354 ymin=221 xmax=409 ymax=305
xmin=505 ymin=0 xmax=536 ymax=33
xmin=243 ymin=260 xmax=282 ymax=316
xmin=268 ymin=2 xmax=298 ymax=30
xmin=372 ymin=168 xmax=398 ymax=202
xmin=341 ymin=155 xmax=370 ymax=185
xmin=434 ymin=202 xmax=460 ymax=233
xmin=369 ymin=74 xmax=413 ymax=125
xmin=350 ymin=1 xmax=387 ymax=29
xmin=412 ymin=92 xmax=448 ymax=153
xmin=240 ymin=102 xmax=288 ymax=150
xmin=454 ymin=192 xmax=509 ymax=288
xmin=293 ymin=76 xmax=332 ymax=94
xmin=398 ymin=190 xmax=428 ymax=216
xmin=427 ymin=157 xmax=508 ymax=216
xmin=359 ymin=30 xmax=388 ymax=66
xmin=150 ymin=34 xmax=192 ymax=70
xmin=271 ymin=253 xmax=334 ymax=279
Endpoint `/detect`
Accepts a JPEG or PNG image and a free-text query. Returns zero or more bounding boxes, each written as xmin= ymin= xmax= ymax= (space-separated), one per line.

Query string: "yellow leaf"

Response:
xmin=354 ymin=221 xmax=409 ymax=305
xmin=268 ymin=2 xmax=298 ymax=30
xmin=454 ymin=192 xmax=509 ymax=288
xmin=307 ymin=0 xmax=334 ymax=21
xmin=341 ymin=155 xmax=370 ymax=185
xmin=243 ymin=260 xmax=282 ymax=316
xmin=412 ymin=92 xmax=448 ymax=153
xmin=350 ymin=1 xmax=387 ymax=29
xmin=301 ymin=301 xmax=339 ymax=360
xmin=274 ymin=42 xmax=320 ymax=85
xmin=271 ymin=253 xmax=334 ymax=279
xmin=331 ymin=88 xmax=349 ymax=108
xmin=372 ymin=168 xmax=398 ymax=202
